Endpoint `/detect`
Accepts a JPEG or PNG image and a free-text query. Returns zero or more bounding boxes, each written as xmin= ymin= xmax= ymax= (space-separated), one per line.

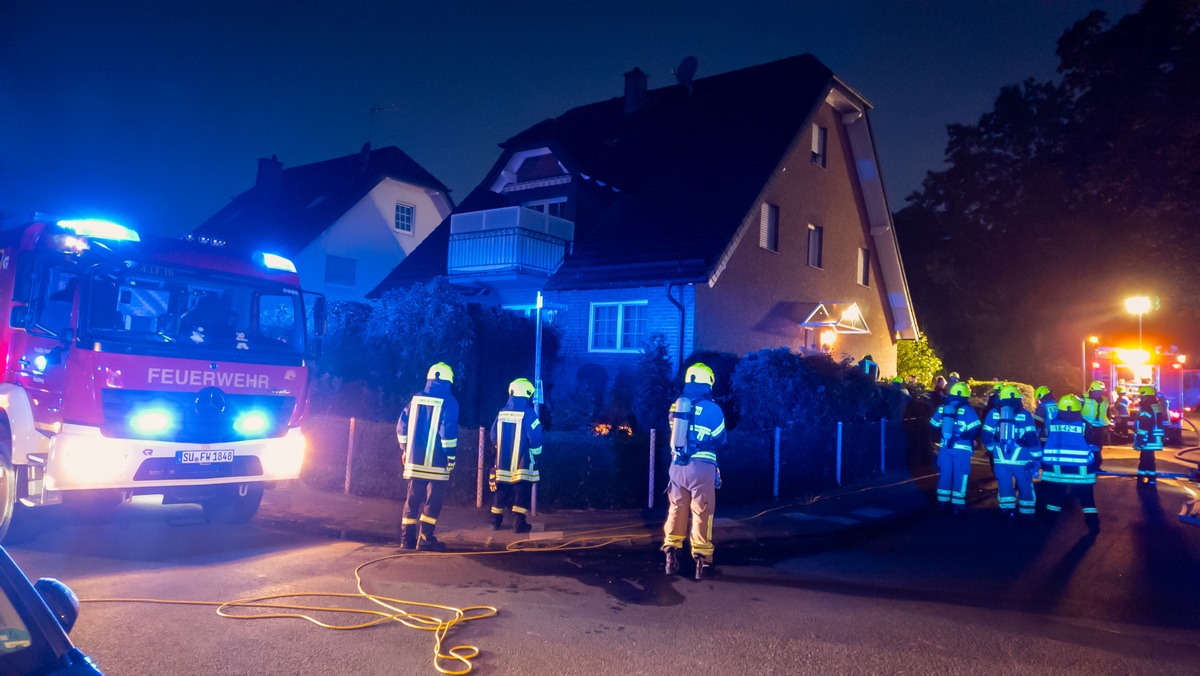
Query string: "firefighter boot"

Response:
xmin=662 ymin=547 xmax=680 ymax=575
xmin=512 ymin=513 xmax=532 ymax=534
xmin=399 ymin=523 xmax=418 ymax=550
xmin=1085 ymin=513 xmax=1101 ymax=533
xmin=489 ymin=512 xmax=503 ymax=531
xmin=416 ymin=522 xmax=446 ymax=552
xmin=693 ymin=554 xmax=715 ymax=581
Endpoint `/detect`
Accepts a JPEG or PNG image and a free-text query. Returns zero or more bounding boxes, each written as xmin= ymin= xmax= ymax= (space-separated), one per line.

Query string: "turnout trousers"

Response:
xmin=401 ymin=478 xmax=446 ymax=539
xmin=1041 ymin=478 xmax=1097 ymax=517
xmin=994 ymin=463 xmax=1036 ymax=515
xmin=1137 ymin=450 xmax=1158 ymax=483
xmin=663 ymin=461 xmax=717 ymax=559
xmin=491 ymin=481 xmax=533 ymax=517
xmin=936 ymin=449 xmax=973 ymax=507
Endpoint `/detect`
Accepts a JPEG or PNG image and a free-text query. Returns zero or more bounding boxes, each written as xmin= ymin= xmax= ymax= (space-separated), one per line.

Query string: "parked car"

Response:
xmin=0 ymin=546 xmax=101 ymax=675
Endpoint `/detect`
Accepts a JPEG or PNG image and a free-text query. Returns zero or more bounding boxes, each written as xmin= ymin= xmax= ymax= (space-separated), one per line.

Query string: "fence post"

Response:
xmin=648 ymin=428 xmax=656 ymax=509
xmin=880 ymin=418 xmax=887 ymax=474
xmin=476 ymin=427 xmax=485 ymax=509
xmin=343 ymin=417 xmax=356 ymax=494
xmin=837 ymin=421 xmax=843 ymax=486
xmin=773 ymin=427 xmax=781 ymax=500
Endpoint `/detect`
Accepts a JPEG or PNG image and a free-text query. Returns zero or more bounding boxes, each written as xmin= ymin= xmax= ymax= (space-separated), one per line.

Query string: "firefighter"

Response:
xmin=982 ymin=385 xmax=1041 ymax=523
xmin=930 ymin=381 xmax=981 ymax=515
xmin=1081 ymin=380 xmax=1111 ymax=471
xmin=396 ymin=362 xmax=460 ymax=551
xmin=1032 ymin=386 xmax=1058 ymax=446
xmin=662 ymin=363 xmax=727 ymax=580
xmin=1133 ymin=384 xmax=1166 ymax=486
xmin=488 ymin=378 xmax=544 ymax=533
xmin=859 ymin=354 xmax=879 ymax=380
xmin=1042 ymin=394 xmax=1100 ymax=531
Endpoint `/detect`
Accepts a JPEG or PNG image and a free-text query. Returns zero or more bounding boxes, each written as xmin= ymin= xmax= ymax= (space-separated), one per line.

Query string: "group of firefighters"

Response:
xmin=931 ymin=375 xmax=1168 ymax=531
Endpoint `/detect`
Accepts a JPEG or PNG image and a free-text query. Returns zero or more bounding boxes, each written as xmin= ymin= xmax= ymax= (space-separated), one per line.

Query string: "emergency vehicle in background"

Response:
xmin=1088 ymin=344 xmax=1192 ymax=445
xmin=0 ymin=216 xmax=324 ymax=542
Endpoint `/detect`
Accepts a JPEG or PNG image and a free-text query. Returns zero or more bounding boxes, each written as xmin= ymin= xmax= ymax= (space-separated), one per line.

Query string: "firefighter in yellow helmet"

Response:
xmin=1041 ymin=394 xmax=1100 ymax=531
xmin=1133 ymin=384 xmax=1166 ymax=485
xmin=930 ymin=381 xmax=982 ymax=515
xmin=488 ymin=378 xmax=544 ymax=532
xmin=396 ymin=362 xmax=460 ymax=551
xmin=662 ymin=363 xmax=727 ymax=580
xmin=1081 ymin=380 xmax=1111 ymax=471
xmin=982 ymin=385 xmax=1041 ymax=523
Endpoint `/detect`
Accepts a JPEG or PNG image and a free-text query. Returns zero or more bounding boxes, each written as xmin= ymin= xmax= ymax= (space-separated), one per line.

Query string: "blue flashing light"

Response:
xmin=129 ymin=407 xmax=176 ymax=437
xmin=57 ymin=219 xmax=141 ymax=242
xmin=32 ymin=355 xmax=48 ymax=372
xmin=233 ymin=410 xmax=271 ymax=437
xmin=260 ymin=252 xmax=297 ymax=273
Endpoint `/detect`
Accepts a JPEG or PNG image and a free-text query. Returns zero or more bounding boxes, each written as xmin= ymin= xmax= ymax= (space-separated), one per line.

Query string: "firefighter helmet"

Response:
xmin=1035 ymin=385 xmax=1051 ymax=400
xmin=1138 ymin=384 xmax=1156 ymax=396
xmin=685 ymin=363 xmax=715 ymax=386
xmin=1058 ymin=394 xmax=1082 ymax=412
xmin=1088 ymin=380 xmax=1105 ymax=392
xmin=508 ymin=378 xmax=535 ymax=398
xmin=999 ymin=385 xmax=1022 ymax=401
xmin=949 ymin=382 xmax=971 ymax=398
xmin=427 ymin=362 xmax=455 ymax=383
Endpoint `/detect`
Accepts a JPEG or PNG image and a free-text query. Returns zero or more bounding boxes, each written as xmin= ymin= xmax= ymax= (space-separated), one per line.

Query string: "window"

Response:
xmin=759 ymin=203 xmax=779 ymax=252
xmin=394 ymin=202 xmax=415 ymax=233
xmin=325 ymin=255 xmax=357 ymax=287
xmin=807 ymin=225 xmax=824 ymax=269
xmin=811 ymin=124 xmax=827 ymax=168
xmin=521 ymin=197 xmax=567 ymax=218
xmin=589 ymin=301 xmax=648 ymax=352
xmin=857 ymin=248 xmax=871 ymax=287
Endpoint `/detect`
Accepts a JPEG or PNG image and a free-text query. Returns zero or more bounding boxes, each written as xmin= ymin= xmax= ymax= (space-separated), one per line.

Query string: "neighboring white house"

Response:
xmin=195 ymin=144 xmax=453 ymax=302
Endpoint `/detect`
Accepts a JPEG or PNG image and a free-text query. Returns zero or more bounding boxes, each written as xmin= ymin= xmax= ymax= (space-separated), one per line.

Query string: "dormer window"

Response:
xmin=521 ymin=197 xmax=568 ymax=219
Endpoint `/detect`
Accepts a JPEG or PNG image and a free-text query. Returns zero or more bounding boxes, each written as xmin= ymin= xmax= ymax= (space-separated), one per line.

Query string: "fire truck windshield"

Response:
xmin=74 ymin=264 xmax=306 ymax=362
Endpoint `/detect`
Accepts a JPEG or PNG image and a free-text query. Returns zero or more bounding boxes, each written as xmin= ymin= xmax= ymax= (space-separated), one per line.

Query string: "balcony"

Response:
xmin=448 ymin=207 xmax=574 ymax=287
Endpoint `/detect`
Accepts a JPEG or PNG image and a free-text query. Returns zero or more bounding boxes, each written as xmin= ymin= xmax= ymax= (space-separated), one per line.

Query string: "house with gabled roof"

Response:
xmin=371 ymin=54 xmax=918 ymax=401
xmin=195 ymin=144 xmax=453 ymax=302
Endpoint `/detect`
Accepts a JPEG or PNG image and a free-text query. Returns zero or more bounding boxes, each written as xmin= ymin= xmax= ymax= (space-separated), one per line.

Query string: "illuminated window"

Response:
xmin=811 ymin=124 xmax=828 ymax=168
xmin=589 ymin=301 xmax=647 ymax=352
xmin=807 ymin=224 xmax=824 ymax=269
xmin=857 ymin=247 xmax=870 ymax=287
xmin=759 ymin=203 xmax=779 ymax=252
xmin=325 ymin=255 xmax=356 ymax=287
xmin=394 ymin=202 xmax=415 ymax=233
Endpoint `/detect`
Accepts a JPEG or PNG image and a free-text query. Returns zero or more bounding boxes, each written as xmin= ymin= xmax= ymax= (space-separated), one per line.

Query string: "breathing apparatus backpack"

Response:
xmin=669 ymin=396 xmax=694 ymax=465
xmin=997 ymin=406 xmax=1018 ymax=453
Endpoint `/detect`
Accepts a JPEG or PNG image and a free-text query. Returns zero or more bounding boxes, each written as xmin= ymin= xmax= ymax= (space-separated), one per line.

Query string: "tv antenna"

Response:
xmin=673 ymin=56 xmax=698 ymax=95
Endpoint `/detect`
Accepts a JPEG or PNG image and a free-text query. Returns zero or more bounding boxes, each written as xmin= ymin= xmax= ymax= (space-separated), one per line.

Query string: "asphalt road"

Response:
xmin=7 ymin=452 xmax=1200 ymax=675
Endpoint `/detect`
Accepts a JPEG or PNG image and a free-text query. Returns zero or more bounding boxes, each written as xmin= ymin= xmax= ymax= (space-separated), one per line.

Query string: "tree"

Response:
xmin=632 ymin=334 xmax=676 ymax=432
xmin=896 ymin=337 xmax=944 ymax=387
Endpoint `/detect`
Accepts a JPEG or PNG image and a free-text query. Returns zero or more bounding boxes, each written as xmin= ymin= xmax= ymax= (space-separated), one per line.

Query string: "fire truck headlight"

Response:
xmin=233 ymin=410 xmax=271 ymax=437
xmin=51 ymin=436 xmax=129 ymax=486
xmin=260 ymin=428 xmax=305 ymax=477
xmin=129 ymin=407 xmax=177 ymax=437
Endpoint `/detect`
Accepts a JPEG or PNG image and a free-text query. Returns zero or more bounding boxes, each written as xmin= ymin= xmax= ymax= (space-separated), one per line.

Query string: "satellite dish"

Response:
xmin=674 ymin=56 xmax=698 ymax=93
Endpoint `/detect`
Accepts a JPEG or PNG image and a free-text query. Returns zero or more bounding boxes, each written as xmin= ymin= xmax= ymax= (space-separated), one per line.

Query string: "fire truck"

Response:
xmin=0 ymin=216 xmax=324 ymax=541
xmin=1089 ymin=344 xmax=1190 ymax=445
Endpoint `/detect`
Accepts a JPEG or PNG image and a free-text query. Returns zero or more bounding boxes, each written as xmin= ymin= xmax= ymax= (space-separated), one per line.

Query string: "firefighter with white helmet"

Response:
xmin=1134 ymin=384 xmax=1166 ymax=485
xmin=396 ymin=362 xmax=460 ymax=551
xmin=930 ymin=381 xmax=982 ymax=515
xmin=982 ymin=385 xmax=1041 ymax=523
xmin=488 ymin=378 xmax=544 ymax=533
xmin=662 ymin=362 xmax=727 ymax=580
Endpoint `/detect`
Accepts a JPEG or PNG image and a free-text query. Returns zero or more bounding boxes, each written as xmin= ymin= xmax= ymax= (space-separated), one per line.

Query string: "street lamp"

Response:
xmin=1082 ymin=335 xmax=1098 ymax=393
xmin=1124 ymin=296 xmax=1152 ymax=349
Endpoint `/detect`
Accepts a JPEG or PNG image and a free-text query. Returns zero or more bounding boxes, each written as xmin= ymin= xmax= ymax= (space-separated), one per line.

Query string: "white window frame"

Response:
xmin=807 ymin=224 xmax=824 ymax=269
xmin=811 ymin=124 xmax=828 ymax=168
xmin=857 ymin=247 xmax=870 ymax=287
xmin=521 ymin=197 xmax=568 ymax=218
xmin=759 ymin=202 xmax=779 ymax=253
xmin=325 ymin=254 xmax=357 ymax=287
xmin=588 ymin=300 xmax=648 ymax=353
xmin=394 ymin=201 xmax=415 ymax=234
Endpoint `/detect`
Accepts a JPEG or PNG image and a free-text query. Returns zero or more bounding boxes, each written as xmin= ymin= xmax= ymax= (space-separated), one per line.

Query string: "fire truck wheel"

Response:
xmin=201 ymin=483 xmax=264 ymax=524
xmin=0 ymin=432 xmax=36 ymax=544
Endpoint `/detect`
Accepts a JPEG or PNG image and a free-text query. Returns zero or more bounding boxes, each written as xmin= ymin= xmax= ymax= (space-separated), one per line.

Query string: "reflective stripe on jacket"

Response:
xmin=1042 ymin=411 xmax=1093 ymax=473
xmin=931 ymin=400 xmax=981 ymax=452
xmin=397 ymin=380 xmax=459 ymax=481
xmin=490 ymin=397 xmax=544 ymax=482
xmin=982 ymin=406 xmax=1041 ymax=464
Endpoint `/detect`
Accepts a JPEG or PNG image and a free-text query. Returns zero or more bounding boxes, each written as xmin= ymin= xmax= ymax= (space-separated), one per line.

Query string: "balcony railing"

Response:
xmin=448 ymin=207 xmax=574 ymax=276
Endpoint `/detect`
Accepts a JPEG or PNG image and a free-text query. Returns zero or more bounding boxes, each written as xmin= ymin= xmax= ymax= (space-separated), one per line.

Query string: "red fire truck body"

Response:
xmin=0 ymin=218 xmax=323 ymax=540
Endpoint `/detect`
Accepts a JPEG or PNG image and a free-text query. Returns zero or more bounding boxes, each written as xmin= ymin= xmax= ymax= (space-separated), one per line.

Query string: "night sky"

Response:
xmin=0 ymin=0 xmax=1141 ymax=237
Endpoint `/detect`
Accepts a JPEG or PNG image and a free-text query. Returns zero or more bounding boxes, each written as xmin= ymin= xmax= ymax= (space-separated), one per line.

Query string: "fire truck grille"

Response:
xmin=101 ymin=389 xmax=296 ymax=444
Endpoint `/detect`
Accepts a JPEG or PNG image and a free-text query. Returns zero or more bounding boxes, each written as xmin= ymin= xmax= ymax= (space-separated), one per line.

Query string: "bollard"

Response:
xmin=649 ymin=429 xmax=657 ymax=509
xmin=477 ymin=427 xmax=485 ymax=509
xmin=837 ymin=421 xmax=843 ymax=486
xmin=773 ymin=427 xmax=781 ymax=500
xmin=344 ymin=417 xmax=356 ymax=494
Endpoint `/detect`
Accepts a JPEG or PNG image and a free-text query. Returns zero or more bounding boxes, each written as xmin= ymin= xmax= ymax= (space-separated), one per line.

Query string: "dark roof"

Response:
xmin=372 ymin=54 xmax=834 ymax=295
xmin=194 ymin=145 xmax=450 ymax=256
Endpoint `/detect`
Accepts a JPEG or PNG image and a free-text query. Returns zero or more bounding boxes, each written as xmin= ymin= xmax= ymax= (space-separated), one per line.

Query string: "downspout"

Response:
xmin=666 ymin=282 xmax=685 ymax=369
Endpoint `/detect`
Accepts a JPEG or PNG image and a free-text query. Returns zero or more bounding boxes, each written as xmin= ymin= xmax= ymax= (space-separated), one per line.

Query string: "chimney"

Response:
xmin=256 ymin=155 xmax=283 ymax=191
xmin=623 ymin=67 xmax=647 ymax=114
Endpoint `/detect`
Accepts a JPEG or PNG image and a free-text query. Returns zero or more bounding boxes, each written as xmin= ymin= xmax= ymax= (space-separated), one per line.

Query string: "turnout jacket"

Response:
xmin=1042 ymin=409 xmax=1094 ymax=484
xmin=1134 ymin=394 xmax=1166 ymax=451
xmin=982 ymin=404 xmax=1041 ymax=464
xmin=1032 ymin=397 xmax=1058 ymax=441
xmin=930 ymin=399 xmax=982 ymax=452
xmin=671 ymin=382 xmax=726 ymax=466
xmin=490 ymin=395 xmax=544 ymax=482
xmin=397 ymin=379 xmax=459 ymax=481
